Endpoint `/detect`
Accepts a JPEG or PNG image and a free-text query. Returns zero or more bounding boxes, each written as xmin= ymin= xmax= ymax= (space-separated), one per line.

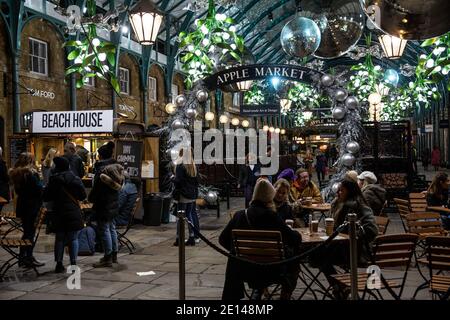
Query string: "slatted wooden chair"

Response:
xmin=425 ymin=236 xmax=450 ymax=300
xmin=232 ymin=229 xmax=285 ymax=300
xmin=375 ymin=216 xmax=390 ymax=235
xmin=393 ymin=198 xmax=410 ymax=232
xmin=0 ymin=207 xmax=47 ymax=281
xmin=330 ymin=233 xmax=418 ymax=300
xmin=409 ymin=192 xmax=428 ymax=213
xmin=117 ymin=197 xmax=140 ymax=254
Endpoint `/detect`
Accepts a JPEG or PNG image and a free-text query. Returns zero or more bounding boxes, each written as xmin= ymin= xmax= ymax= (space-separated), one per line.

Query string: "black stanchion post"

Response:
xmin=177 ymin=210 xmax=186 ymax=300
xmin=348 ymin=213 xmax=359 ymax=300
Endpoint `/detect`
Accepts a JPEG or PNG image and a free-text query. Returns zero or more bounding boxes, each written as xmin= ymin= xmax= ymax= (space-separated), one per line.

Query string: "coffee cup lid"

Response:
xmin=325 ymin=218 xmax=334 ymax=221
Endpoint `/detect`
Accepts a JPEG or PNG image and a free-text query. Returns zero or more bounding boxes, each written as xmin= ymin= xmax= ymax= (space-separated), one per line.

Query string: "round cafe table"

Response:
xmin=301 ymin=203 xmax=331 ymax=223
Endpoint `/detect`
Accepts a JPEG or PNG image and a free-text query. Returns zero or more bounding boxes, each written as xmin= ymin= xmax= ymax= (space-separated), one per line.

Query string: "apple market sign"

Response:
xmin=32 ymin=110 xmax=114 ymax=133
xmin=203 ymin=64 xmax=321 ymax=91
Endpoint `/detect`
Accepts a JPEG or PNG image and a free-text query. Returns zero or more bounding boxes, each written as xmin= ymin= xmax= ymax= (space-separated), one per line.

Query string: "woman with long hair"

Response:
xmin=427 ymin=172 xmax=450 ymax=230
xmin=9 ymin=152 xmax=44 ymax=268
xmin=219 ymin=178 xmax=302 ymax=300
xmin=42 ymin=148 xmax=57 ymax=186
xmin=309 ymin=178 xmax=378 ymax=299
xmin=173 ymin=147 xmax=199 ymax=246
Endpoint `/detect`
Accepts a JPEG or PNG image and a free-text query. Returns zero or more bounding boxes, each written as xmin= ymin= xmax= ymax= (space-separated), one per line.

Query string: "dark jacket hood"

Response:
xmin=100 ymin=163 xmax=124 ymax=191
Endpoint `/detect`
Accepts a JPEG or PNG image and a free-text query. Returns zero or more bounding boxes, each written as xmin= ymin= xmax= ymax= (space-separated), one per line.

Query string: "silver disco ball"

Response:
xmin=362 ymin=0 xmax=450 ymax=40
xmin=280 ymin=17 xmax=321 ymax=58
xmin=301 ymin=0 xmax=365 ymax=59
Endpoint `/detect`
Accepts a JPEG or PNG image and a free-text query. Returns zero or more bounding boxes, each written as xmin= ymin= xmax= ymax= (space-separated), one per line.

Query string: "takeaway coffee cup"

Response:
xmin=325 ymin=218 xmax=335 ymax=236
xmin=285 ymin=219 xmax=294 ymax=228
xmin=303 ymin=197 xmax=313 ymax=206
xmin=311 ymin=220 xmax=319 ymax=233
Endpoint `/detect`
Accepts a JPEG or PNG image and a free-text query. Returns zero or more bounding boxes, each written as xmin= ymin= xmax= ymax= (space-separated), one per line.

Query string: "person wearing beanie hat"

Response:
xmin=97 ymin=141 xmax=115 ymax=160
xmin=357 ymin=171 xmax=386 ymax=216
xmin=219 ymin=179 xmax=302 ymax=300
xmin=277 ymin=168 xmax=297 ymax=184
xmin=43 ymin=156 xmax=86 ymax=273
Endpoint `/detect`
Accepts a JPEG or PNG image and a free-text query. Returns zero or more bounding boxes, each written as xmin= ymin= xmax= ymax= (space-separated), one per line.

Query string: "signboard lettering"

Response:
xmin=32 ymin=110 xmax=113 ymax=133
xmin=115 ymin=140 xmax=143 ymax=178
xmin=240 ymin=104 xmax=280 ymax=116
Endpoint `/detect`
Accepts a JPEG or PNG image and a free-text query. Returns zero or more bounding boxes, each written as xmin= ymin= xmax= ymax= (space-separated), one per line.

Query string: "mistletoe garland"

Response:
xmin=178 ymin=0 xmax=245 ymax=89
xmin=64 ymin=0 xmax=120 ymax=93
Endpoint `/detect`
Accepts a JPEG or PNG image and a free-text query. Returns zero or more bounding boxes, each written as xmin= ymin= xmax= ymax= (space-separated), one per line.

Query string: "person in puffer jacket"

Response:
xmin=89 ymin=141 xmax=124 ymax=268
xmin=357 ymin=171 xmax=387 ymax=216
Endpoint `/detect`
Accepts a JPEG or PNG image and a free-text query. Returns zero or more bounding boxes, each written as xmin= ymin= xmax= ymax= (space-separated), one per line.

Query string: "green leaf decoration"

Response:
xmin=76 ymin=78 xmax=84 ymax=88
xmin=110 ymin=76 xmax=120 ymax=94
xmin=107 ymin=52 xmax=116 ymax=66
xmin=67 ymin=49 xmax=80 ymax=60
xmin=63 ymin=40 xmax=79 ymax=48
xmin=421 ymin=37 xmax=437 ymax=47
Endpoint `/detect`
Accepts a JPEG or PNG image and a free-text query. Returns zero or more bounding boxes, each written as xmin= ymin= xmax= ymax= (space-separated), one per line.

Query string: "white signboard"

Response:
xmin=32 ymin=110 xmax=114 ymax=133
xmin=425 ymin=124 xmax=433 ymax=133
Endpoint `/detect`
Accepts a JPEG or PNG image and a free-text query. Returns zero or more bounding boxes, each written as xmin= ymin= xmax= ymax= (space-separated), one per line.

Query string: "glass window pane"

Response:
xmin=39 ymin=58 xmax=46 ymax=74
xmin=32 ymin=57 xmax=39 ymax=72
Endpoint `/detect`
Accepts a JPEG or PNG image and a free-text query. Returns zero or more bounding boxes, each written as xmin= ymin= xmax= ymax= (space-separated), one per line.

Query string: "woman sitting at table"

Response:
xmin=426 ymin=172 xmax=450 ymax=230
xmin=274 ymin=178 xmax=302 ymax=228
xmin=309 ymin=178 xmax=378 ymax=299
xmin=44 ymin=157 xmax=86 ymax=272
xmin=219 ymin=178 xmax=302 ymax=300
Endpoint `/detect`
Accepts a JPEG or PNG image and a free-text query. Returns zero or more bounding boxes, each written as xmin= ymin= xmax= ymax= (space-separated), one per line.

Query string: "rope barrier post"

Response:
xmin=177 ymin=209 xmax=186 ymax=300
xmin=348 ymin=213 xmax=359 ymax=300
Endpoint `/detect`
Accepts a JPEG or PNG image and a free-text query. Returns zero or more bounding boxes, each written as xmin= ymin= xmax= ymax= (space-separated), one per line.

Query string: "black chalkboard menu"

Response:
xmin=115 ymin=140 xmax=143 ymax=178
xmin=9 ymin=137 xmax=30 ymax=167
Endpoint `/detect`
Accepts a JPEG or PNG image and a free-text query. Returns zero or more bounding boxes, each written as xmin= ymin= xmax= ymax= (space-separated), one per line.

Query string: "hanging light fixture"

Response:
xmin=219 ymin=114 xmax=229 ymax=124
xmin=205 ymin=111 xmax=215 ymax=121
xmin=378 ymin=34 xmax=407 ymax=59
xmin=280 ymin=129 xmax=286 ymax=135
xmin=236 ymin=80 xmax=253 ymax=92
xmin=129 ymin=0 xmax=164 ymax=45
xmin=165 ymin=103 xmax=176 ymax=115
xmin=303 ymin=108 xmax=313 ymax=120
xmin=280 ymin=99 xmax=292 ymax=110
xmin=231 ymin=118 xmax=240 ymax=126
xmin=263 ymin=125 xmax=269 ymax=132
xmin=275 ymin=128 xmax=281 ymax=134
xmin=269 ymin=126 xmax=275 ymax=133
xmin=241 ymin=119 xmax=250 ymax=127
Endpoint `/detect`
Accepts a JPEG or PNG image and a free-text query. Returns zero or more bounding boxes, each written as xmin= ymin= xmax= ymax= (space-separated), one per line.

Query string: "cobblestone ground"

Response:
xmin=0 ymin=166 xmax=447 ymax=300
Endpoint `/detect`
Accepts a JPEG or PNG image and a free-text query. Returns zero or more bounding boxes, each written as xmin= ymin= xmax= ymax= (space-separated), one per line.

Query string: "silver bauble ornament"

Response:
xmin=196 ymin=90 xmax=208 ymax=103
xmin=175 ymin=95 xmax=187 ymax=107
xmin=335 ymin=89 xmax=348 ymax=102
xmin=171 ymin=119 xmax=184 ymax=130
xmin=332 ymin=107 xmax=346 ymax=120
xmin=301 ymin=0 xmax=364 ymax=59
xmin=345 ymin=96 xmax=359 ymax=110
xmin=341 ymin=153 xmax=356 ymax=167
xmin=205 ymin=191 xmax=218 ymax=204
xmin=331 ymin=182 xmax=340 ymax=194
xmin=185 ymin=108 xmax=197 ymax=118
xmin=321 ymin=74 xmax=334 ymax=87
xmin=280 ymin=17 xmax=321 ymax=58
xmin=346 ymin=141 xmax=360 ymax=154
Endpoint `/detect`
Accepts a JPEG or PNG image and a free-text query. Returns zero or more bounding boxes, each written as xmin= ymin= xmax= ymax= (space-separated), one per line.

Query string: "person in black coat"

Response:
xmin=9 ymin=152 xmax=44 ymax=268
xmin=115 ymin=173 xmax=139 ymax=226
xmin=426 ymin=172 xmax=450 ymax=229
xmin=63 ymin=142 xmax=85 ymax=179
xmin=0 ymin=147 xmax=10 ymax=211
xmin=43 ymin=157 xmax=86 ymax=273
xmin=238 ymin=152 xmax=261 ymax=208
xmin=219 ymin=179 xmax=302 ymax=300
xmin=89 ymin=141 xmax=124 ymax=267
xmin=173 ymin=148 xmax=199 ymax=246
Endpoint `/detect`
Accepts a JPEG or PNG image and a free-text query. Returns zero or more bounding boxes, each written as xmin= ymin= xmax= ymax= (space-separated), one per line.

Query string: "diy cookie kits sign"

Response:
xmin=115 ymin=140 xmax=143 ymax=178
xmin=32 ymin=110 xmax=114 ymax=133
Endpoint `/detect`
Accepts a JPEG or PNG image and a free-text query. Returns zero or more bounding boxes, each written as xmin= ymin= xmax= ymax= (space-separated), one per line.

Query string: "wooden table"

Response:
xmin=301 ymin=203 xmax=332 ymax=223
xmin=293 ymin=227 xmax=348 ymax=300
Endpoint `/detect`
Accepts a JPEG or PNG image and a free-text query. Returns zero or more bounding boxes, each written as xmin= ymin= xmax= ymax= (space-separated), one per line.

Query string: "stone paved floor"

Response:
xmin=0 ymin=167 xmax=448 ymax=300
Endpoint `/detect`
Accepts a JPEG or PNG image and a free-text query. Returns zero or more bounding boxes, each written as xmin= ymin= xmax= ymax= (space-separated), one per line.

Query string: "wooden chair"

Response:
xmin=405 ymin=212 xmax=446 ymax=240
xmin=330 ymin=233 xmax=418 ymax=300
xmin=375 ymin=216 xmax=390 ymax=235
xmin=0 ymin=207 xmax=47 ymax=281
xmin=409 ymin=192 xmax=428 ymax=213
xmin=117 ymin=197 xmax=140 ymax=254
xmin=425 ymin=236 xmax=450 ymax=300
xmin=393 ymin=198 xmax=410 ymax=232
xmin=232 ymin=229 xmax=285 ymax=300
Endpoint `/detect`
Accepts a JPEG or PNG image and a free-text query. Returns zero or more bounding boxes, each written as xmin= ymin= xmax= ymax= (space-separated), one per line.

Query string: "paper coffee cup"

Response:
xmin=285 ymin=219 xmax=294 ymax=228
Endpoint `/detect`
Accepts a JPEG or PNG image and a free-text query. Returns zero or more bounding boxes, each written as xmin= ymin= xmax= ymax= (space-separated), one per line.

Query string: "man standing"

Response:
xmin=64 ymin=142 xmax=85 ymax=178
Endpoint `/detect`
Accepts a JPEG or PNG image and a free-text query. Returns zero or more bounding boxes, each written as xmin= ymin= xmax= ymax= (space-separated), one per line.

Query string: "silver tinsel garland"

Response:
xmin=311 ymin=71 xmax=365 ymax=202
